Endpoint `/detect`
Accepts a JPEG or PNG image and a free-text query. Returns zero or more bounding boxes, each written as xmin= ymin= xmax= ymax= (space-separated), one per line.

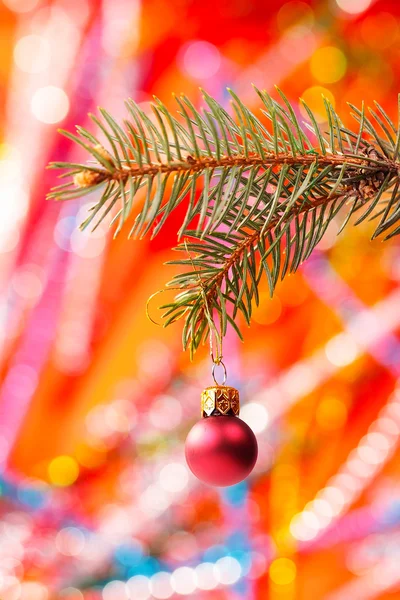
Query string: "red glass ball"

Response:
xmin=185 ymin=415 xmax=258 ymax=487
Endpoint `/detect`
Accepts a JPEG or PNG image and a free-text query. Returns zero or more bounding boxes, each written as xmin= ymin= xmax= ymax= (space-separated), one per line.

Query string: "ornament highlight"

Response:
xmin=185 ymin=384 xmax=258 ymax=486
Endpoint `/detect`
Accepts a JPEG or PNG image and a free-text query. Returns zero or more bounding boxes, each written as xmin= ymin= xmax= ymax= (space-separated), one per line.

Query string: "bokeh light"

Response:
xmin=180 ymin=41 xmax=221 ymax=80
xmin=126 ymin=575 xmax=150 ymax=600
xmin=171 ymin=566 xmax=196 ymax=595
xmin=336 ymin=0 xmax=372 ymax=15
xmin=159 ymin=463 xmax=189 ymax=493
xmin=325 ymin=333 xmax=359 ymax=367
xmin=102 ymin=580 xmax=129 ymax=600
xmin=310 ymin=46 xmax=347 ymax=83
xmin=194 ymin=563 xmax=218 ymax=590
xmin=48 ymin=456 xmax=79 ymax=486
xmin=241 ymin=402 xmax=269 ymax=434
xmin=214 ymin=557 xmax=241 ymax=585
xmin=316 ymin=396 xmax=348 ymax=430
xmin=31 ymin=86 xmax=69 ymax=124
xmin=269 ymin=557 xmax=297 ymax=585
xmin=13 ymin=35 xmax=51 ymax=74
xmin=150 ymin=572 xmax=173 ymax=599
xmin=56 ymin=527 xmax=85 ymax=556
xmin=149 ymin=395 xmax=183 ymax=430
xmin=19 ymin=582 xmax=48 ymax=600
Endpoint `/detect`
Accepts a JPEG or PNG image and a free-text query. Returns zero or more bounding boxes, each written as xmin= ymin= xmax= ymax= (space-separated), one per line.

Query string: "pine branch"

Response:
xmin=47 ymin=88 xmax=400 ymax=355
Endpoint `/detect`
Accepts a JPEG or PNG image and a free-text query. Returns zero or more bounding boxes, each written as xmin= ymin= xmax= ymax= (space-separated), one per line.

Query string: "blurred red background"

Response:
xmin=0 ymin=0 xmax=400 ymax=598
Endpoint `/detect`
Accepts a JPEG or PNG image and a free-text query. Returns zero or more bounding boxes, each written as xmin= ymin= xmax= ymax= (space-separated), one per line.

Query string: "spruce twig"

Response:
xmin=47 ymin=88 xmax=400 ymax=355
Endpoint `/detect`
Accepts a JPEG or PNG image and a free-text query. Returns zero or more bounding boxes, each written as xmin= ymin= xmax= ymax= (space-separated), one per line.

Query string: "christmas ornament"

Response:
xmin=185 ymin=361 xmax=258 ymax=486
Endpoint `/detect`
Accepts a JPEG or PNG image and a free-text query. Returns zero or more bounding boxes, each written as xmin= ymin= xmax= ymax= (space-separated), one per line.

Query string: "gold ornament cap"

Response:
xmin=201 ymin=385 xmax=240 ymax=418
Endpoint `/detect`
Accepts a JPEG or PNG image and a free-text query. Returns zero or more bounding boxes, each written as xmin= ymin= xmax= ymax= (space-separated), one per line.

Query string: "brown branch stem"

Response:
xmin=108 ymin=152 xmax=380 ymax=181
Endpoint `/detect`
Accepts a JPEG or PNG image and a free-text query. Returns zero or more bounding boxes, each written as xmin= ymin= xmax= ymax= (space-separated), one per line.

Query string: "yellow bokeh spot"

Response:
xmin=269 ymin=557 xmax=297 ymax=585
xmin=48 ymin=455 xmax=79 ymax=487
xmin=310 ymin=46 xmax=347 ymax=84
xmin=316 ymin=396 xmax=348 ymax=431
xmin=301 ymin=86 xmax=335 ymax=123
xmin=253 ymin=293 xmax=282 ymax=325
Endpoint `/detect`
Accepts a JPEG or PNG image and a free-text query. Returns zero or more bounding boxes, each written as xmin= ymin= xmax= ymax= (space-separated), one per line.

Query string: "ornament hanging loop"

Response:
xmin=212 ymin=360 xmax=227 ymax=386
